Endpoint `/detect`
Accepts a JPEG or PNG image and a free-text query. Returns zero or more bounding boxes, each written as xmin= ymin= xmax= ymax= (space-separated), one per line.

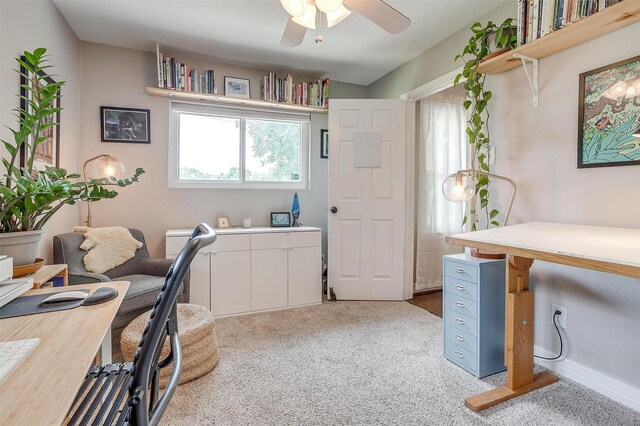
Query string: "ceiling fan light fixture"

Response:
xmin=326 ymin=4 xmax=351 ymax=27
xmin=315 ymin=0 xmax=343 ymax=13
xmin=292 ymin=3 xmax=316 ymax=29
xmin=281 ymin=0 xmax=306 ymax=17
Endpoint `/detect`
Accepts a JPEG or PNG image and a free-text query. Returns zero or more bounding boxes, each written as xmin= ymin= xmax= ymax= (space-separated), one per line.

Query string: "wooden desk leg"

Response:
xmin=465 ymin=255 xmax=559 ymax=412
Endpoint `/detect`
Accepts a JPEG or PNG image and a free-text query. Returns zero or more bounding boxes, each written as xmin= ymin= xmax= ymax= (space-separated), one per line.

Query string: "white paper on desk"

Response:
xmin=353 ymin=133 xmax=381 ymax=168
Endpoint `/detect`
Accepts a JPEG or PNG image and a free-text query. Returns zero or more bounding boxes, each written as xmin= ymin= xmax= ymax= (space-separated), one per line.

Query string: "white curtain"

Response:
xmin=415 ymin=94 xmax=467 ymax=291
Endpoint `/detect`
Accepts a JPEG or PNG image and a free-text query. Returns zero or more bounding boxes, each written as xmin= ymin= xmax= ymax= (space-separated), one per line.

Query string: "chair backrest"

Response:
xmin=128 ymin=223 xmax=216 ymax=426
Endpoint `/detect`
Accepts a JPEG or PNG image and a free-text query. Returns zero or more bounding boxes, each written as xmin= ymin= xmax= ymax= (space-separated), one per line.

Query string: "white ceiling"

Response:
xmin=53 ymin=0 xmax=506 ymax=86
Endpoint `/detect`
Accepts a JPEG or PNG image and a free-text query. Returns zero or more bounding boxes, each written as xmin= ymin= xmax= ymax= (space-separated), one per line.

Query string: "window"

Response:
xmin=169 ymin=102 xmax=310 ymax=189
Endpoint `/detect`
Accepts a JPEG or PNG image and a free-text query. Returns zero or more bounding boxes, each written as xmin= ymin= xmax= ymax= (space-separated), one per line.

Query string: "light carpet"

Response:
xmin=161 ymin=301 xmax=640 ymax=425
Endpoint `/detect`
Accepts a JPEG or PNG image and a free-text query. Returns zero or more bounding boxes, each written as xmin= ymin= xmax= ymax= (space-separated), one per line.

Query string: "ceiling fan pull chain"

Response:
xmin=315 ymin=10 xmax=324 ymax=43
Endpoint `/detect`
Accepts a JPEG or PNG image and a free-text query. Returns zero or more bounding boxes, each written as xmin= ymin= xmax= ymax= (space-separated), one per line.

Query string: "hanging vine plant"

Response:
xmin=454 ymin=18 xmax=517 ymax=231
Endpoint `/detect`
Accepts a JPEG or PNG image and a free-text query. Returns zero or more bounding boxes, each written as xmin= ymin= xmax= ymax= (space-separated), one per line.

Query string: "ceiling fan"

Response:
xmin=280 ymin=0 xmax=411 ymax=47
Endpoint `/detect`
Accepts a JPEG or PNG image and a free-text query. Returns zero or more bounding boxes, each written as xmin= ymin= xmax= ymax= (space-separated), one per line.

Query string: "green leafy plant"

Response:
xmin=454 ymin=18 xmax=517 ymax=231
xmin=0 ymin=48 xmax=144 ymax=233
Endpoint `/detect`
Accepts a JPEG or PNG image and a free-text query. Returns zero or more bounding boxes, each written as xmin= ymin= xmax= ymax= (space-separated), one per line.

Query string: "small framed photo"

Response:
xmin=320 ymin=129 xmax=328 ymax=159
xmin=270 ymin=212 xmax=291 ymax=228
xmin=224 ymin=76 xmax=250 ymax=99
xmin=101 ymin=106 xmax=150 ymax=143
xmin=217 ymin=217 xmax=230 ymax=228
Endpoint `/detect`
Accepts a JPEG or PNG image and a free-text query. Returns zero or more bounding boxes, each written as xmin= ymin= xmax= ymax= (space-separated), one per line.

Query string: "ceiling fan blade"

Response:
xmin=281 ymin=18 xmax=307 ymax=47
xmin=342 ymin=0 xmax=410 ymax=34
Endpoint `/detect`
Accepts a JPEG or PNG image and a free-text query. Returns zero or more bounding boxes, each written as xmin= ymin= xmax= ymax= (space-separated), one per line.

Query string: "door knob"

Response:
xmin=330 ymin=206 xmax=338 ymax=214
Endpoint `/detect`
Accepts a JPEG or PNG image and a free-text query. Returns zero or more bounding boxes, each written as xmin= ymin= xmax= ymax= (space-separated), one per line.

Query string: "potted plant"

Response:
xmin=0 ymin=48 xmax=144 ymax=265
xmin=454 ymin=18 xmax=517 ymax=231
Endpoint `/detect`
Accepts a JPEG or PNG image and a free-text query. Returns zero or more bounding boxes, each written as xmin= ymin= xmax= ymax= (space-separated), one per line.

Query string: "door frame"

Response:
xmin=400 ymin=67 xmax=466 ymax=299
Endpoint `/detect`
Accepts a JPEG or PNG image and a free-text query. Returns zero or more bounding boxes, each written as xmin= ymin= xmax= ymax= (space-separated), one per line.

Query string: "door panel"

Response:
xmin=288 ymin=246 xmax=322 ymax=306
xmin=210 ymin=251 xmax=251 ymax=316
xmin=251 ymin=249 xmax=287 ymax=311
xmin=328 ymin=99 xmax=407 ymax=300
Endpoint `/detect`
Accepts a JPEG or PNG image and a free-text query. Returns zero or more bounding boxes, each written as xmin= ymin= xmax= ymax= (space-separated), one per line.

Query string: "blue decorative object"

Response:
xmin=291 ymin=192 xmax=300 ymax=227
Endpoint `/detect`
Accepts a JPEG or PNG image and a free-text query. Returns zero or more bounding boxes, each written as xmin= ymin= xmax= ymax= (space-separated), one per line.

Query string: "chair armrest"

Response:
xmin=68 ymin=271 xmax=111 ymax=285
xmin=139 ymin=258 xmax=173 ymax=277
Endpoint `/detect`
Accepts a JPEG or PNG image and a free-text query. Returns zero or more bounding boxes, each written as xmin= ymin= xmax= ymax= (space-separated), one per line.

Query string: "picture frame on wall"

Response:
xmin=100 ymin=106 xmax=151 ymax=144
xmin=19 ymin=56 xmax=61 ymax=170
xmin=270 ymin=212 xmax=291 ymax=227
xmin=577 ymin=55 xmax=640 ymax=168
xmin=320 ymin=129 xmax=328 ymax=159
xmin=224 ymin=76 xmax=250 ymax=99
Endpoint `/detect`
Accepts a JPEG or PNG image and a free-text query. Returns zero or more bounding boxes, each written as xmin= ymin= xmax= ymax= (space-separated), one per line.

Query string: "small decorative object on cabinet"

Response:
xmin=271 ymin=212 xmax=291 ymax=227
xmin=291 ymin=192 xmax=301 ymax=227
xmin=443 ymin=253 xmax=506 ymax=378
xmin=165 ymin=227 xmax=322 ymax=315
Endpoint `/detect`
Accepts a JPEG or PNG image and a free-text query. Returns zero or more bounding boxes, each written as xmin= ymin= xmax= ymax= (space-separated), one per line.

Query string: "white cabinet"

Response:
xmin=166 ymin=227 xmax=322 ymax=316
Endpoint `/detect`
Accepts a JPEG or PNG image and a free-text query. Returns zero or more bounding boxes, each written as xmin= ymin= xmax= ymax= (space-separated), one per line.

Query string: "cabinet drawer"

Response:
xmin=444 ymin=340 xmax=477 ymax=375
xmin=211 ymin=234 xmax=250 ymax=253
xmin=251 ymin=233 xmax=288 ymax=250
xmin=444 ymin=326 xmax=477 ymax=354
xmin=444 ymin=278 xmax=477 ymax=302
xmin=288 ymin=231 xmax=321 ymax=248
xmin=444 ymin=294 xmax=477 ymax=319
xmin=444 ymin=259 xmax=478 ymax=283
xmin=444 ymin=309 xmax=477 ymax=336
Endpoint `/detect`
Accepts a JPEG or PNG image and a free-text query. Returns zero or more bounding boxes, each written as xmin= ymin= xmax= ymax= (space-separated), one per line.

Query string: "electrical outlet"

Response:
xmin=552 ymin=304 xmax=567 ymax=328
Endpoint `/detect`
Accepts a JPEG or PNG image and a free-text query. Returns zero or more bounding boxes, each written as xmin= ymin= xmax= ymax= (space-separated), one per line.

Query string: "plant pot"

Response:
xmin=485 ymin=25 xmax=517 ymax=54
xmin=0 ymin=230 xmax=43 ymax=266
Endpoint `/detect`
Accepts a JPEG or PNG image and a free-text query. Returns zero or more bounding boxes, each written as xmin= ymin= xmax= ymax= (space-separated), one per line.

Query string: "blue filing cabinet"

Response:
xmin=443 ymin=254 xmax=506 ymax=378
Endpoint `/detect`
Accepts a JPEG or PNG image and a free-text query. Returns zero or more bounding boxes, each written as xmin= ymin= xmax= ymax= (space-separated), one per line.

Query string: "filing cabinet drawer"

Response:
xmin=444 ymin=278 xmax=478 ymax=302
xmin=251 ymin=232 xmax=288 ymax=250
xmin=445 ymin=294 xmax=478 ymax=319
xmin=444 ymin=259 xmax=478 ymax=283
xmin=288 ymin=231 xmax=321 ymax=248
xmin=444 ymin=309 xmax=477 ymax=336
xmin=211 ymin=234 xmax=251 ymax=253
xmin=444 ymin=326 xmax=477 ymax=354
xmin=445 ymin=340 xmax=477 ymax=375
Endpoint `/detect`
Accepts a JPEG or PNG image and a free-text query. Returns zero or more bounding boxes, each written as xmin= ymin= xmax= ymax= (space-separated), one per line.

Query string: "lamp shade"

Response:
xmin=292 ymin=2 xmax=317 ymax=29
xmin=442 ymin=172 xmax=474 ymax=202
xmin=84 ymin=155 xmax=126 ymax=180
xmin=326 ymin=4 xmax=351 ymax=27
xmin=281 ymin=0 xmax=306 ymax=17
xmin=315 ymin=0 xmax=342 ymax=13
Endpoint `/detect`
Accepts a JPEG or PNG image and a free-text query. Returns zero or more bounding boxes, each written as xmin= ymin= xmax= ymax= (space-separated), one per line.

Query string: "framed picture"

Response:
xmin=100 ymin=106 xmax=150 ymax=143
xmin=224 ymin=76 xmax=250 ymax=99
xmin=217 ymin=217 xmax=230 ymax=228
xmin=320 ymin=129 xmax=328 ymax=159
xmin=19 ymin=56 xmax=61 ymax=170
xmin=578 ymin=55 xmax=640 ymax=168
xmin=270 ymin=212 xmax=291 ymax=227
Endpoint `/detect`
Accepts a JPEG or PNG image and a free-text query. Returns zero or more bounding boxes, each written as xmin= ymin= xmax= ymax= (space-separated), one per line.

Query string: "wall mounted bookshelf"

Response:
xmin=145 ymin=87 xmax=328 ymax=114
xmin=477 ymin=0 xmax=640 ymax=75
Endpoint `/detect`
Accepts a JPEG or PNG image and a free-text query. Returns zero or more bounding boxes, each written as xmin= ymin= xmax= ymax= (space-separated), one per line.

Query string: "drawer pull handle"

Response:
xmin=455 ymin=267 xmax=465 ymax=273
xmin=454 ymin=334 xmax=465 ymax=341
xmin=454 ymin=351 xmax=465 ymax=358
xmin=455 ymin=317 xmax=465 ymax=325
xmin=455 ymin=301 xmax=465 ymax=308
xmin=455 ymin=284 xmax=465 ymax=291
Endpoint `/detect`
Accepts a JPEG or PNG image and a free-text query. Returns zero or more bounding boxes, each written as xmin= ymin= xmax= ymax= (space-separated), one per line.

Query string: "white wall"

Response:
xmin=368 ymin=1 xmax=640 ymax=403
xmin=78 ymin=42 xmax=334 ymax=257
xmin=0 ymin=0 xmax=81 ymax=261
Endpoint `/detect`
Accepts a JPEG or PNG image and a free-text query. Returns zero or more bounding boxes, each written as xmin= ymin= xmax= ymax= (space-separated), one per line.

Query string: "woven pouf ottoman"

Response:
xmin=121 ymin=303 xmax=219 ymax=386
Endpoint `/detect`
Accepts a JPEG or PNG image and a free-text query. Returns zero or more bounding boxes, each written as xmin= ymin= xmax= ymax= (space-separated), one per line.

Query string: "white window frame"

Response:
xmin=169 ymin=101 xmax=310 ymax=189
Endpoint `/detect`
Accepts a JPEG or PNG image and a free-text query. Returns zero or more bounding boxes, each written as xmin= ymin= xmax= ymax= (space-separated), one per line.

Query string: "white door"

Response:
xmin=328 ymin=99 xmax=407 ymax=300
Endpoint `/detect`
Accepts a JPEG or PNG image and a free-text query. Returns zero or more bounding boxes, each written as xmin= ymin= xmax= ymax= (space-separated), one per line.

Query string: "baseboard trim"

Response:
xmin=534 ymin=345 xmax=640 ymax=412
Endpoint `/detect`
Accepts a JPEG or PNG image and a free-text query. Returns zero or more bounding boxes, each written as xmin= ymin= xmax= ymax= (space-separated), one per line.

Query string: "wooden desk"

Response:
xmin=0 ymin=281 xmax=129 ymax=426
xmin=446 ymin=222 xmax=640 ymax=411
xmin=28 ymin=264 xmax=69 ymax=289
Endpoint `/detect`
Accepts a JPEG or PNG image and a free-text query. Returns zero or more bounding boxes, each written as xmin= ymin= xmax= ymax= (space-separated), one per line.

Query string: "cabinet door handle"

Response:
xmin=455 ymin=301 xmax=465 ymax=308
xmin=455 ymin=267 xmax=465 ymax=273
xmin=454 ymin=351 xmax=465 ymax=358
xmin=454 ymin=334 xmax=465 ymax=341
xmin=455 ymin=317 xmax=465 ymax=325
xmin=455 ymin=284 xmax=465 ymax=291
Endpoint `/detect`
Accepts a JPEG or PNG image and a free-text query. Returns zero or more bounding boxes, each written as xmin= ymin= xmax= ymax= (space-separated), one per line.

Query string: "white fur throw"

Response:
xmin=80 ymin=227 xmax=143 ymax=274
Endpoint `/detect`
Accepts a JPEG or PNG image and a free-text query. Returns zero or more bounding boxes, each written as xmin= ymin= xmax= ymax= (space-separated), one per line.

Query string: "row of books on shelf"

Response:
xmin=261 ymin=73 xmax=329 ymax=108
xmin=517 ymin=0 xmax=622 ymax=45
xmin=155 ymin=45 xmax=215 ymax=94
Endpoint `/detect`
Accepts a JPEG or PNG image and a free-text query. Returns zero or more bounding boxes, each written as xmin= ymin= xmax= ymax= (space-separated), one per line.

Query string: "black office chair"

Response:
xmin=65 ymin=224 xmax=216 ymax=426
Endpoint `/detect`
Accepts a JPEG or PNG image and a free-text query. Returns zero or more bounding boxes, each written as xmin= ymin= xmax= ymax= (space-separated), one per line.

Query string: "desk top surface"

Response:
xmin=0 ymin=281 xmax=129 ymax=426
xmin=446 ymin=222 xmax=640 ymax=278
